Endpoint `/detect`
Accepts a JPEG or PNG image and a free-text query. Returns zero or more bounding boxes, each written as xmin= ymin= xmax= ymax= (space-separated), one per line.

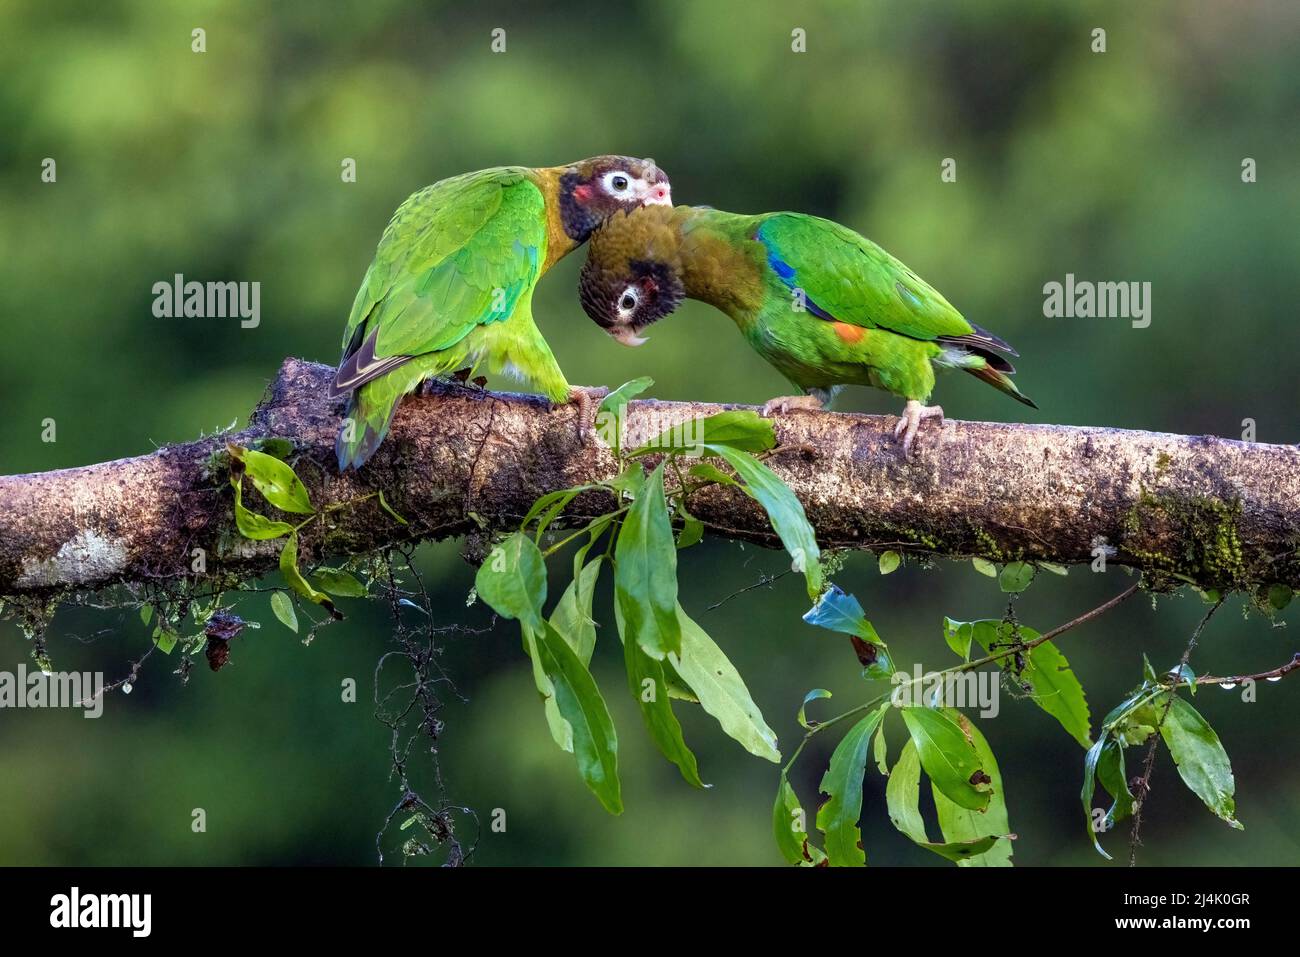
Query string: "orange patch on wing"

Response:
xmin=832 ymin=322 xmax=865 ymax=344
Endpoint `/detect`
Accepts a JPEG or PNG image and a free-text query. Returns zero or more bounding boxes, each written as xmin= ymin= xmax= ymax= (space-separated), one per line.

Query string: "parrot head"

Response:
xmin=558 ymin=155 xmax=672 ymax=242
xmin=579 ymin=205 xmax=686 ymax=346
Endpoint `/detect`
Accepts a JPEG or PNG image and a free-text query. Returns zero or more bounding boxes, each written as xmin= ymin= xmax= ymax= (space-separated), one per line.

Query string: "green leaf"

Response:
xmin=708 ymin=444 xmax=823 ymax=600
xmin=614 ymin=462 xmax=681 ymax=659
xmin=523 ymin=623 xmax=573 ymax=753
xmin=872 ymin=719 xmax=889 ymax=776
xmin=675 ymin=502 xmax=704 ymax=550
xmin=931 ymin=710 xmax=1013 ymax=866
xmin=1082 ymin=733 xmax=1113 ymax=858
xmin=687 ymin=461 xmax=745 ymax=492
xmin=878 ymin=550 xmax=901 ymax=575
xmin=475 ymin=532 xmax=547 ymax=631
xmin=152 ymin=626 xmax=177 ymax=655
xmin=773 ymin=772 xmax=824 ymax=866
xmin=798 ymin=688 xmax=832 ymax=730
xmin=270 ymin=591 xmax=298 ymax=633
xmin=1038 ymin=561 xmax=1069 ymax=576
xmin=311 ymin=568 xmax=367 ymax=598
xmin=887 ymin=739 xmax=1001 ymax=864
xmin=943 ymin=617 xmax=973 ymax=661
xmin=376 ymin=488 xmax=408 ymax=525
xmin=139 ymin=605 xmax=153 ymax=627
xmin=1266 ymin=583 xmax=1292 ymax=611
xmin=622 ymin=615 xmax=705 ymax=787
xmin=231 ymin=445 xmax=314 ymax=515
xmin=670 ymin=604 xmax=780 ymax=762
xmin=999 ymin=561 xmax=1035 ymax=593
xmin=816 ymin=703 xmax=889 ymax=866
xmin=278 ymin=533 xmax=337 ymax=614
xmin=533 ymin=620 xmax=622 ymax=814
xmin=596 ymin=377 xmax=653 ymax=455
xmin=232 ymin=480 xmax=294 ymax=540
xmin=252 ymin=436 xmax=295 ymax=460
xmin=549 ymin=556 xmax=603 ymax=666
xmin=900 ymin=707 xmax=990 ymax=811
xmin=598 ymin=376 xmax=653 ymax=415
xmin=969 ymin=621 xmax=1092 ymax=748
xmin=1160 ymin=695 xmax=1242 ymax=830
xmin=971 ymin=557 xmax=998 ymax=578
xmin=1097 ymin=736 xmax=1135 ymax=827
xmin=634 ymin=410 xmax=776 ymax=456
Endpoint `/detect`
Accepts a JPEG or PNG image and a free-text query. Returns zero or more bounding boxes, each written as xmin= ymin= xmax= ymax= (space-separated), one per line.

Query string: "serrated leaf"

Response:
xmin=970 ymin=621 xmax=1092 ymax=748
xmin=816 ymin=703 xmax=889 ymax=866
xmin=270 ymin=591 xmax=298 ymax=633
xmin=901 ymin=706 xmax=990 ymax=811
xmin=887 ymin=738 xmax=1001 ymax=864
xmin=708 ymin=444 xmax=823 ymax=600
xmin=614 ymin=462 xmax=681 ymax=659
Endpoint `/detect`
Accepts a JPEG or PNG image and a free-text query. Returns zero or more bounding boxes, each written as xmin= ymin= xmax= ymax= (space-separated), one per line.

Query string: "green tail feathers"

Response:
xmin=964 ymin=359 xmax=1038 ymax=409
xmin=336 ymin=388 xmax=399 ymax=471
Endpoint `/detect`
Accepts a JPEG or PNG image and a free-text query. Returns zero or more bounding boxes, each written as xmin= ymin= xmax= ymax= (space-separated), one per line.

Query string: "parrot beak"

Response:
xmin=640 ymin=181 xmax=671 ymax=206
xmin=610 ymin=325 xmax=649 ymax=347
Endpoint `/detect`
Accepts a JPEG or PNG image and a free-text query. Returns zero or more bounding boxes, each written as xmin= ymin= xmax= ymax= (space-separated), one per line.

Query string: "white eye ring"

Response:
xmin=602 ymin=170 xmax=635 ymax=194
xmin=616 ymin=286 xmax=640 ymax=318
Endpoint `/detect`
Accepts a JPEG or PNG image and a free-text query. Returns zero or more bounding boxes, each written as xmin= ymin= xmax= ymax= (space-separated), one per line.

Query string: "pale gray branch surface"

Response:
xmin=2 ymin=357 xmax=1298 ymax=597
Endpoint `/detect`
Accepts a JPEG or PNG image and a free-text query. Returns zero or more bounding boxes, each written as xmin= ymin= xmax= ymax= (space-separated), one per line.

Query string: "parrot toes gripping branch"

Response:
xmin=2 ymin=357 xmax=1299 ymax=599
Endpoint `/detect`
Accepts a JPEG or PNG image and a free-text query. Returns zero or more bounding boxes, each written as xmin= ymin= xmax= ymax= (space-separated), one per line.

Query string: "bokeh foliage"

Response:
xmin=2 ymin=0 xmax=1299 ymax=865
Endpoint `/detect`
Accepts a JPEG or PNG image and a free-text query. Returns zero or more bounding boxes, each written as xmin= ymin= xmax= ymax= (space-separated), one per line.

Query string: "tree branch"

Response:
xmin=2 ymin=357 xmax=1298 ymax=597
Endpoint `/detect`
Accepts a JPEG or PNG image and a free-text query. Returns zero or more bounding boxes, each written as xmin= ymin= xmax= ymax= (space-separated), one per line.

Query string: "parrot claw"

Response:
xmin=761 ymin=394 xmax=824 ymax=417
xmin=893 ymin=401 xmax=944 ymax=456
xmin=566 ymin=385 xmax=610 ymax=440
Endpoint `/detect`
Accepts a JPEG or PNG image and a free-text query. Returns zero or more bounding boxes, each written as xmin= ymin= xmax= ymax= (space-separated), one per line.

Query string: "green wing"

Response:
xmin=754 ymin=213 xmax=975 ymax=342
xmin=334 ymin=167 xmax=545 ymax=392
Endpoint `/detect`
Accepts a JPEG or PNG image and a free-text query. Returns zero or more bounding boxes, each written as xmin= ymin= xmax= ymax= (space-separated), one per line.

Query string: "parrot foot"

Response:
xmin=893 ymin=401 xmax=944 ymax=456
xmin=566 ymin=386 xmax=610 ymax=440
xmin=761 ymin=394 xmax=824 ymax=417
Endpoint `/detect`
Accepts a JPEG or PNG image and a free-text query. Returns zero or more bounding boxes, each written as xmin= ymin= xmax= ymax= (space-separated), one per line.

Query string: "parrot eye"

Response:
xmin=616 ymin=286 xmax=640 ymax=317
xmin=603 ymin=171 xmax=632 ymax=194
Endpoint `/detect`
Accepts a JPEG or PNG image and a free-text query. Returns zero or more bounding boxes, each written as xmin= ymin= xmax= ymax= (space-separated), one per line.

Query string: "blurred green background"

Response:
xmin=2 ymin=0 xmax=1299 ymax=866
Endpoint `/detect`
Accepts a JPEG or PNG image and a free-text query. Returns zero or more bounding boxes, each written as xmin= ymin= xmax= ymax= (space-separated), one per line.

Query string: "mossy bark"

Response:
xmin=1 ymin=358 xmax=1298 ymax=597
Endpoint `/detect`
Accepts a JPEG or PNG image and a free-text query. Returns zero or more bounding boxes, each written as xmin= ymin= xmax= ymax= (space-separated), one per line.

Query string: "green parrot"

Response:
xmin=579 ymin=205 xmax=1035 ymax=452
xmin=331 ymin=156 xmax=672 ymax=470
